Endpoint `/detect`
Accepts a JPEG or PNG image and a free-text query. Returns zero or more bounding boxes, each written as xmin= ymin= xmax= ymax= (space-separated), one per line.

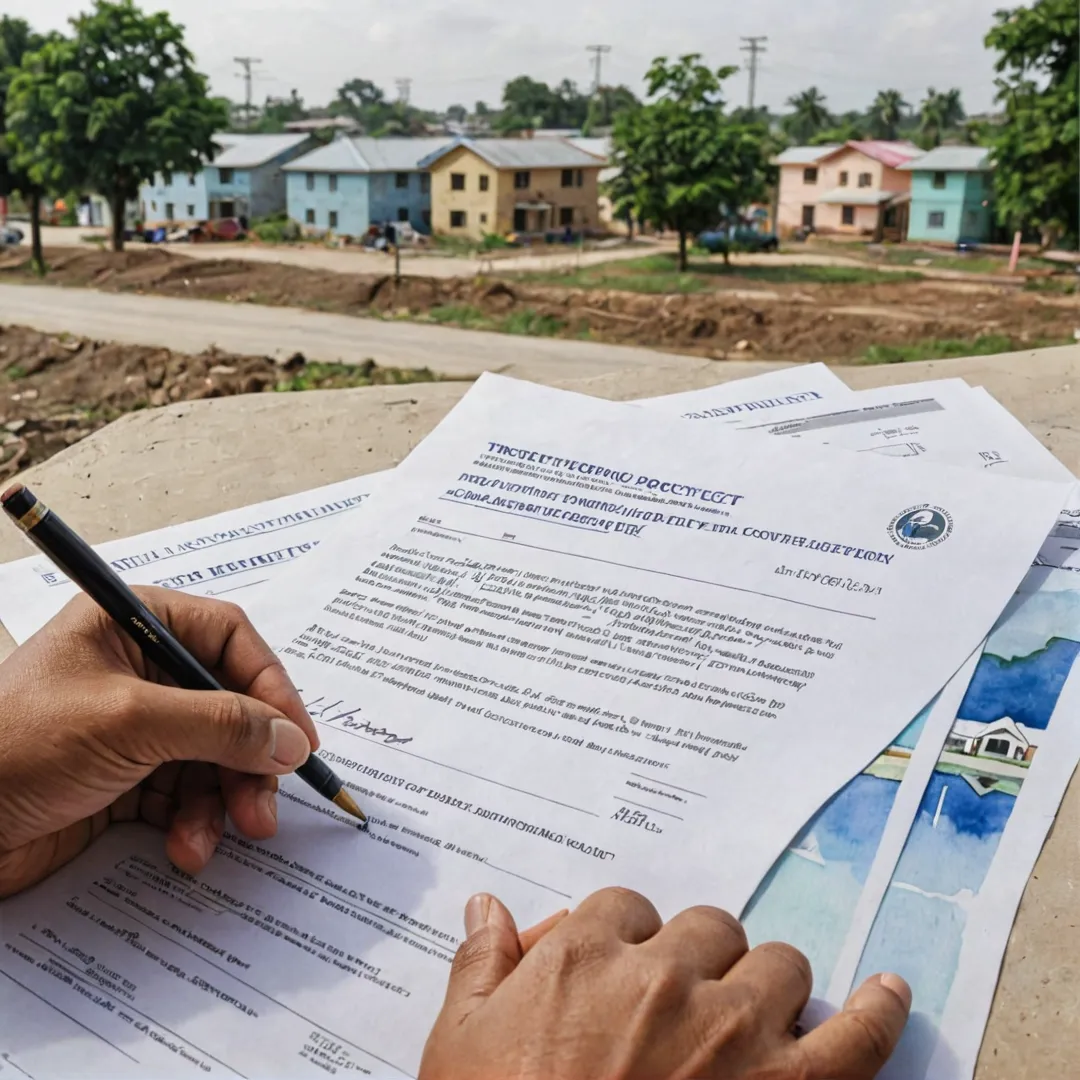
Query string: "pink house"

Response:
xmin=774 ymin=141 xmax=921 ymax=239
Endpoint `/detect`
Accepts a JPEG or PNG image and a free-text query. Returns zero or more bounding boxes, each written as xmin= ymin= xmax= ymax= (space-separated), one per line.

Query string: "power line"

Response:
xmin=234 ymin=56 xmax=262 ymax=128
xmin=395 ymin=77 xmax=412 ymax=106
xmin=740 ymin=36 xmax=767 ymax=110
xmin=586 ymin=44 xmax=612 ymax=95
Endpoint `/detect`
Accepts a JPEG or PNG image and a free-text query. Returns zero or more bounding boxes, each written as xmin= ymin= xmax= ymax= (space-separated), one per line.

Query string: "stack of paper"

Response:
xmin=0 ymin=364 xmax=1075 ymax=1080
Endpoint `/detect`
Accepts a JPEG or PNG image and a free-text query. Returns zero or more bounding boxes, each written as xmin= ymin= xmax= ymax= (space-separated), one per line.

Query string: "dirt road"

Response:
xmin=0 ymin=283 xmax=713 ymax=380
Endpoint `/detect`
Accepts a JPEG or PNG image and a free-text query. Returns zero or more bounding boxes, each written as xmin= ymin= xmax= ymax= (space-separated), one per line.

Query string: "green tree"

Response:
xmin=782 ymin=87 xmax=832 ymax=143
xmin=868 ymin=89 xmax=909 ymax=139
xmin=611 ymin=55 xmax=771 ymax=270
xmin=918 ymin=87 xmax=964 ymax=148
xmin=9 ymin=1 xmax=225 ymax=253
xmin=985 ymin=0 xmax=1077 ymax=246
xmin=583 ymin=84 xmax=639 ymax=134
xmin=445 ymin=103 xmax=467 ymax=124
xmin=254 ymin=89 xmax=306 ymax=133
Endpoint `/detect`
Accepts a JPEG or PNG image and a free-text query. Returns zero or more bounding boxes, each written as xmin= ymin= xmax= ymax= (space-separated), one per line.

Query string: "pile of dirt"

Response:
xmin=0 ymin=325 xmax=441 ymax=479
xmin=4 ymin=247 xmax=1079 ymax=362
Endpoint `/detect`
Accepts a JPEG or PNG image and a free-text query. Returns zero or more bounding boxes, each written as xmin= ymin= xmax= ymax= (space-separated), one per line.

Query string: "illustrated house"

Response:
xmin=946 ymin=717 xmax=1039 ymax=763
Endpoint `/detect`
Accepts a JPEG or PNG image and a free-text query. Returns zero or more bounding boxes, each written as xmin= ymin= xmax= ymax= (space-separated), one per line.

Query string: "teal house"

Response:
xmin=898 ymin=146 xmax=994 ymax=244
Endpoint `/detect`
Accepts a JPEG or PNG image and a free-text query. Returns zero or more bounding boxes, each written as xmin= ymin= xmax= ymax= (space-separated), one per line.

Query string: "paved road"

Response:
xmin=0 ymin=282 xmax=701 ymax=380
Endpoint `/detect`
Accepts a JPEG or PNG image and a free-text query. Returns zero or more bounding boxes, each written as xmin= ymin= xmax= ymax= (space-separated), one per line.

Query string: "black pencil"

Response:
xmin=1 ymin=482 xmax=366 ymax=829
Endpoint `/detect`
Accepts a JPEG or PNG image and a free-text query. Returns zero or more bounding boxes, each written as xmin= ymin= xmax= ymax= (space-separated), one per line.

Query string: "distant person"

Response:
xmin=0 ymin=590 xmax=910 ymax=1078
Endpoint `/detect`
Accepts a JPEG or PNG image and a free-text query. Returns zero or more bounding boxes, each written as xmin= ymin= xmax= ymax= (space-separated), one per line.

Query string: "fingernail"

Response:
xmin=260 ymin=788 xmax=278 ymax=828
xmin=464 ymin=893 xmax=492 ymax=936
xmin=877 ymin=972 xmax=912 ymax=1009
xmin=270 ymin=718 xmax=310 ymax=768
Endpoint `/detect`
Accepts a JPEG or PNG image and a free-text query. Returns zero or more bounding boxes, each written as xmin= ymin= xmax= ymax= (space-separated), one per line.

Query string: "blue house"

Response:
xmin=898 ymin=146 xmax=994 ymax=244
xmin=139 ymin=133 xmax=314 ymax=224
xmin=282 ymin=136 xmax=452 ymax=237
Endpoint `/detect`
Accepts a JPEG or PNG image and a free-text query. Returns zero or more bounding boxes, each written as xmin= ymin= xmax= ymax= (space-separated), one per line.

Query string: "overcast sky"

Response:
xmin=16 ymin=0 xmax=1011 ymax=116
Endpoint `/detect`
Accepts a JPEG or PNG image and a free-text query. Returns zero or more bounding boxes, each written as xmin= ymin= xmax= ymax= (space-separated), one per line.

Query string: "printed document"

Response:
xmin=0 ymin=373 xmax=1067 ymax=1078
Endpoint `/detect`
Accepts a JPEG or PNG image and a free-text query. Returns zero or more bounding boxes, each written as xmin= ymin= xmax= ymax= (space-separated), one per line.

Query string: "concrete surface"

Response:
xmin=0 ymin=282 xmax=741 ymax=382
xmin=2 ymin=350 xmax=1080 ymax=1078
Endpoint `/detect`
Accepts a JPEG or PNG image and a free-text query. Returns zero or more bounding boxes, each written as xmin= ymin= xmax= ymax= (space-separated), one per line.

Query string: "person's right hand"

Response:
xmin=420 ymin=887 xmax=911 ymax=1080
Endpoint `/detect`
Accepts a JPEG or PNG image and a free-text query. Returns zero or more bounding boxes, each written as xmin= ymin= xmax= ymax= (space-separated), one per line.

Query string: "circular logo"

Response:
xmin=888 ymin=504 xmax=953 ymax=550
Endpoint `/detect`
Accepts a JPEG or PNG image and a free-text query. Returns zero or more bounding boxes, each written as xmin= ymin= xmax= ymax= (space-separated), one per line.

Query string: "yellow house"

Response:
xmin=420 ymin=138 xmax=605 ymax=240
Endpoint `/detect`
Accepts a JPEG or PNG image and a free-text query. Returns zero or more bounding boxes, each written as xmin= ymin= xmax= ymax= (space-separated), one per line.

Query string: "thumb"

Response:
xmin=441 ymin=893 xmax=522 ymax=1023
xmin=126 ymin=680 xmax=312 ymax=775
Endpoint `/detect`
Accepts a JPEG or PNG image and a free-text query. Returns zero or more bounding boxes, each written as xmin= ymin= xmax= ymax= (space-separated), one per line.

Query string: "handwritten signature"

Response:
xmin=300 ymin=693 xmax=414 ymax=746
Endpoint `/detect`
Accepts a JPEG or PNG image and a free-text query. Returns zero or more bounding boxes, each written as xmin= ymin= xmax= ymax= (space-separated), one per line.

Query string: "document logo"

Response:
xmin=888 ymin=505 xmax=953 ymax=550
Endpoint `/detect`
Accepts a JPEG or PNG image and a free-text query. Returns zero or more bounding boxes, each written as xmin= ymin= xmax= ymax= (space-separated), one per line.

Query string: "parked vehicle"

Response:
xmin=697 ymin=225 xmax=779 ymax=254
xmin=0 ymin=225 xmax=24 ymax=247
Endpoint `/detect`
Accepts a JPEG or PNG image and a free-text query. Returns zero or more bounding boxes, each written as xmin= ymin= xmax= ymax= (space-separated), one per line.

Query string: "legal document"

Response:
xmin=1 ymin=373 xmax=1067 ymax=1078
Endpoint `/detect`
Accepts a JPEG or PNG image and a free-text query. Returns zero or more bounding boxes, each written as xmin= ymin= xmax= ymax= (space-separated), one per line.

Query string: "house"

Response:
xmin=945 ymin=717 xmax=1039 ymax=763
xmin=773 ymin=145 xmax=841 ymax=235
xmin=812 ymin=141 xmax=920 ymax=238
xmin=567 ymin=137 xmax=618 ymax=228
xmin=898 ymin=146 xmax=994 ymax=244
xmin=139 ymin=133 xmax=314 ymax=225
xmin=282 ymin=137 xmax=452 ymax=237
xmin=419 ymin=138 xmax=606 ymax=240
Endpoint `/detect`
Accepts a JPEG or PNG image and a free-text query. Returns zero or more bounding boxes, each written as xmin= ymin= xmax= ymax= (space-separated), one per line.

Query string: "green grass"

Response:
xmin=428 ymin=303 xmax=492 ymax=329
xmin=860 ymin=334 xmax=1072 ymax=365
xmin=273 ymin=359 xmax=448 ymax=392
xmin=3 ymin=364 xmax=27 ymax=380
xmin=1024 ymin=275 xmax=1079 ymax=294
xmin=425 ymin=303 xmax=565 ymax=337
xmin=502 ymin=310 xmax=565 ymax=336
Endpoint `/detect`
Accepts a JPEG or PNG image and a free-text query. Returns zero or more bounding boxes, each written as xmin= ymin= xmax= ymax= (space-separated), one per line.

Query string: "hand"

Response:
xmin=421 ymin=888 xmax=911 ymax=1080
xmin=0 ymin=588 xmax=318 ymax=898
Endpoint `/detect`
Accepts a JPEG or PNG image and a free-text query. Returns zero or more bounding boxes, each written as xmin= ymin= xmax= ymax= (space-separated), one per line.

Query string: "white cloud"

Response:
xmin=9 ymin=0 xmax=1009 ymax=114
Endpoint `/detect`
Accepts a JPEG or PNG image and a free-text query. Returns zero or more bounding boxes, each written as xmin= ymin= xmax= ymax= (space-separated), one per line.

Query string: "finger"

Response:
xmin=166 ymin=764 xmax=226 ymax=874
xmin=719 ymin=941 xmax=812 ymax=1033
xmin=220 ymin=769 xmax=279 ymax=840
xmin=566 ymin=886 xmax=663 ymax=945
xmin=645 ymin=906 xmax=748 ymax=980
xmin=132 ymin=587 xmax=319 ymax=750
xmin=440 ymin=893 xmax=522 ymax=1023
xmin=0 ymin=810 xmax=111 ymax=899
xmin=791 ymin=972 xmax=911 ymax=1080
xmin=121 ymin=678 xmax=312 ymax=776
xmin=138 ymin=788 xmax=176 ymax=831
xmin=519 ymin=909 xmax=569 ymax=954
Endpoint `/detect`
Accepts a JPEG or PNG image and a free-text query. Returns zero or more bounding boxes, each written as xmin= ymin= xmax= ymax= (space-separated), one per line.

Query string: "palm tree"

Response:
xmin=783 ymin=87 xmax=832 ymax=144
xmin=919 ymin=88 xmax=948 ymax=148
xmin=940 ymin=88 xmax=965 ymax=130
xmin=868 ymin=89 xmax=909 ymax=140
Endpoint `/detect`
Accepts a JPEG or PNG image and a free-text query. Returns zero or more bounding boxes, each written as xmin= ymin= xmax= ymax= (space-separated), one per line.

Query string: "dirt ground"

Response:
xmin=3 ymin=247 xmax=1079 ymax=362
xmin=0 ymin=324 xmax=442 ymax=479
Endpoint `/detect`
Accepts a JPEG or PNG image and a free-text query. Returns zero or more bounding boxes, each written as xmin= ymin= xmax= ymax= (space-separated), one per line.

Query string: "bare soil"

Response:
xmin=0 ymin=324 xmax=441 ymax=479
xmin=3 ymin=248 xmax=1078 ymax=363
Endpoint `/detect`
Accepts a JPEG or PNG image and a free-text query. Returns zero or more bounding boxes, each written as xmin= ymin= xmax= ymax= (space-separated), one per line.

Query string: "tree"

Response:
xmin=583 ymin=84 xmax=639 ymax=134
xmin=254 ymin=89 xmax=305 ymax=133
xmin=868 ymin=89 xmax=909 ymax=139
xmin=985 ymin=0 xmax=1078 ymax=246
xmin=782 ymin=87 xmax=832 ymax=143
xmin=9 ymin=1 xmax=225 ymax=253
xmin=445 ymin=103 xmax=467 ymax=124
xmin=918 ymin=88 xmax=963 ymax=149
xmin=611 ymin=55 xmax=771 ymax=270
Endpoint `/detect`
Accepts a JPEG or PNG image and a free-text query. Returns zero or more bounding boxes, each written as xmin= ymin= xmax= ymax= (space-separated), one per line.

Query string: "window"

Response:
xmin=422 ymin=209 xmax=431 ymax=228
xmin=151 ymin=201 xmax=157 ymax=211
xmin=420 ymin=174 xmax=431 ymax=195
xmin=398 ymin=207 xmax=409 ymax=221
xmin=561 ymin=169 xmax=574 ymax=188
xmin=218 ymin=167 xmax=234 ymax=184
xmin=186 ymin=204 xmax=195 ymax=217
xmin=803 ymin=167 xmax=818 ymax=184
xmin=395 ymin=172 xmax=409 ymax=189
xmin=514 ymin=170 xmax=531 ymax=189
xmin=305 ymin=209 xmax=315 ymax=225
xmin=965 ymin=209 xmax=980 ymax=230
xmin=165 ymin=202 xmax=174 ymax=220
xmin=480 ymin=212 xmax=488 ymax=224
xmin=479 ymin=174 xmax=489 ymax=192
xmin=329 ymin=174 xmax=338 ymax=193
xmin=858 ymin=172 xmax=872 ymax=188
xmin=450 ymin=173 xmax=465 ymax=191
xmin=985 ymin=738 xmax=1010 ymax=757
xmin=305 ymin=172 xmax=314 ymax=191
xmin=928 ymin=210 xmax=946 ymax=229
xmin=328 ymin=210 xmax=338 ymax=229
xmin=576 ymin=169 xmax=584 ymax=187
xmin=841 ymin=205 xmax=855 ymax=226
xmin=932 ymin=171 xmax=947 ymax=190
xmin=189 ymin=175 xmax=196 ymax=186
xmin=801 ymin=205 xmax=815 ymax=228
xmin=839 ymin=171 xmax=849 ymax=187
xmin=450 ymin=210 xmax=467 ymax=228
xmin=559 ymin=207 xmax=574 ymax=226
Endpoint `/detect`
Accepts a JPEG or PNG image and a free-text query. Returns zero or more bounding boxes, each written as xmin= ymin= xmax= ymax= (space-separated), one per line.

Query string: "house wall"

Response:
xmin=429 ymin=148 xmax=500 ymax=240
xmin=206 ymin=166 xmax=254 ymax=218
xmin=776 ymin=162 xmax=827 ymax=234
xmin=139 ymin=172 xmax=208 ymax=223
xmin=286 ymin=172 xmax=370 ymax=236
xmin=815 ymin=149 xmax=912 ymax=235
xmin=368 ymin=172 xmax=434 ymax=233
xmin=815 ymin=203 xmax=881 ymax=234
xmin=907 ymin=171 xmax=993 ymax=243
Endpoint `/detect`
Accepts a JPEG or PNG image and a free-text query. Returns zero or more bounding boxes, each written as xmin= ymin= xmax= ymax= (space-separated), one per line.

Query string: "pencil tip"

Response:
xmin=1 ymin=482 xmax=24 ymax=505
xmin=333 ymin=788 xmax=368 ymax=828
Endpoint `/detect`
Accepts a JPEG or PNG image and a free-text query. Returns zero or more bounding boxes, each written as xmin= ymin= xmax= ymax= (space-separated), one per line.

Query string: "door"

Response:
xmin=513 ymin=208 xmax=527 ymax=232
xmin=164 ymin=202 xmax=174 ymax=221
xmin=801 ymin=205 xmax=815 ymax=228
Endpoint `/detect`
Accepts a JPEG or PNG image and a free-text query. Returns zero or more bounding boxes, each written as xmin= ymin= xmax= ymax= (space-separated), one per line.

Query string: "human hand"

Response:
xmin=421 ymin=888 xmax=911 ymax=1080
xmin=0 ymin=588 xmax=318 ymax=898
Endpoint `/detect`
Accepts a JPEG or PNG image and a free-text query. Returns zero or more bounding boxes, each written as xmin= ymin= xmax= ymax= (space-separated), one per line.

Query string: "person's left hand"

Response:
xmin=0 ymin=588 xmax=319 ymax=898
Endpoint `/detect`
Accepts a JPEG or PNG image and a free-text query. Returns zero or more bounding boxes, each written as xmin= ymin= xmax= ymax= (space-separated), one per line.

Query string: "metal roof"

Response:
xmin=897 ymin=146 xmax=991 ymax=172
xmin=827 ymin=140 xmax=921 ymax=169
xmin=210 ymin=133 xmax=310 ymax=168
xmin=284 ymin=136 xmax=453 ymax=174
xmin=419 ymin=137 xmax=607 ymax=171
xmin=567 ymin=136 xmax=611 ymax=162
xmin=773 ymin=145 xmax=841 ymax=166
xmin=818 ymin=188 xmax=898 ymax=205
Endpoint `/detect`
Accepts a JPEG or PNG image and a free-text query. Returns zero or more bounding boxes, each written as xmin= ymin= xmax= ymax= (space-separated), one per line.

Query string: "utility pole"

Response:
xmin=234 ymin=56 xmax=262 ymax=128
xmin=586 ymin=44 xmax=612 ymax=95
xmin=395 ymin=78 xmax=412 ymax=107
xmin=739 ymin=36 xmax=767 ymax=110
